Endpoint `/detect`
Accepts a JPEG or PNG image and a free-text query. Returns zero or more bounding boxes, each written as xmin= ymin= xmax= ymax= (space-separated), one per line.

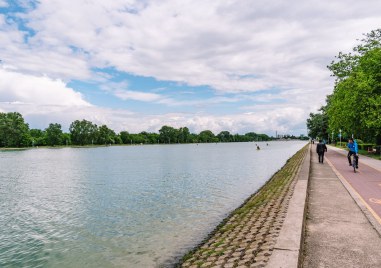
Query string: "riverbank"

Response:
xmin=0 ymin=140 xmax=307 ymax=151
xmin=0 ymin=144 xmax=147 ymax=151
xmin=177 ymin=144 xmax=309 ymax=267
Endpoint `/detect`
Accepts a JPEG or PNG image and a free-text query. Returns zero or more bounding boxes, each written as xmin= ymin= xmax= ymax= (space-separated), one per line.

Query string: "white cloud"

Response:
xmin=0 ymin=1 xmax=7 ymax=7
xmin=4 ymin=0 xmax=380 ymax=93
xmin=0 ymin=68 xmax=91 ymax=107
xmin=0 ymin=67 xmax=305 ymax=135
xmin=114 ymin=89 xmax=163 ymax=102
xmin=1 ymin=0 xmax=381 ymax=134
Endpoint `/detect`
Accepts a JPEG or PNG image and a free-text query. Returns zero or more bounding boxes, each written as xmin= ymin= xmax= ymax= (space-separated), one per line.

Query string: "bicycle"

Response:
xmin=350 ymin=153 xmax=358 ymax=173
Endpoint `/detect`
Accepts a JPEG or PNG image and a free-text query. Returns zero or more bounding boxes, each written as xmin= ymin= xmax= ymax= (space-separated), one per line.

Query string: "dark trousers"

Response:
xmin=348 ymin=151 xmax=358 ymax=167
xmin=318 ymin=152 xmax=325 ymax=163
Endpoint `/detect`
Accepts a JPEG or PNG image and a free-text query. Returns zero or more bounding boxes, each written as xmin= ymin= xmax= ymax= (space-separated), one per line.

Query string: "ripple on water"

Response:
xmin=0 ymin=141 xmax=306 ymax=267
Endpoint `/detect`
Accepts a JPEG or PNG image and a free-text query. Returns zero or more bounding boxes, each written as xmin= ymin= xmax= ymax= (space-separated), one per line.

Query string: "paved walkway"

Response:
xmin=302 ymin=145 xmax=381 ymax=267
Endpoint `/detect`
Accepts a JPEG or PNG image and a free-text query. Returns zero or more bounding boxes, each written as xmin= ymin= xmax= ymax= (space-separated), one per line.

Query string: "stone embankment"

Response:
xmin=178 ymin=145 xmax=308 ymax=268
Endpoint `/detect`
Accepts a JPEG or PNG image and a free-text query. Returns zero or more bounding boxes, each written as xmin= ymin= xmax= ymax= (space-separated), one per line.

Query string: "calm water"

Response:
xmin=0 ymin=141 xmax=306 ymax=267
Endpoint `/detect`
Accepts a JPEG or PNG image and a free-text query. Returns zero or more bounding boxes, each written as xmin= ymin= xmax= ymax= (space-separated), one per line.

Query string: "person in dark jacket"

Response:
xmin=316 ymin=139 xmax=327 ymax=163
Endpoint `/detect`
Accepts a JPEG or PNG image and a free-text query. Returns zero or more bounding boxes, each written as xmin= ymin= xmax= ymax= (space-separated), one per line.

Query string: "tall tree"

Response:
xmin=217 ymin=131 xmax=233 ymax=142
xmin=198 ymin=130 xmax=217 ymax=143
xmin=97 ymin=125 xmax=116 ymax=145
xmin=306 ymin=108 xmax=328 ymax=140
xmin=177 ymin=127 xmax=190 ymax=143
xmin=30 ymin=129 xmax=46 ymax=146
xmin=327 ymin=29 xmax=381 ymax=144
xmin=45 ymin=123 xmax=64 ymax=146
xmin=62 ymin=133 xmax=71 ymax=146
xmin=0 ymin=112 xmax=30 ymax=147
xmin=159 ymin=125 xmax=178 ymax=144
xmin=120 ymin=131 xmax=131 ymax=144
xmin=69 ymin=119 xmax=98 ymax=145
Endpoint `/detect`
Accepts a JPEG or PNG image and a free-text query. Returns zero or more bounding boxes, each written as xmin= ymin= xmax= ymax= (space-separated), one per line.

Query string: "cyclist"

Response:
xmin=347 ymin=138 xmax=358 ymax=169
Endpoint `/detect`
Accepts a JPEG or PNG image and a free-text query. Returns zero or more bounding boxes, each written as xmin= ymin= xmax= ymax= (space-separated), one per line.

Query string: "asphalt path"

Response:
xmin=303 ymin=145 xmax=381 ymax=267
xmin=325 ymin=146 xmax=381 ymax=226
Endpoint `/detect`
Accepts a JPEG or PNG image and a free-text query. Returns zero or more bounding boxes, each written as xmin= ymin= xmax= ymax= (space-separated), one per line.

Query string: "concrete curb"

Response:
xmin=266 ymin=144 xmax=311 ymax=268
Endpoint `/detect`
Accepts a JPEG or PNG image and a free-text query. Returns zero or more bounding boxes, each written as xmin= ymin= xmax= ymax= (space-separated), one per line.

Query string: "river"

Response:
xmin=0 ymin=141 xmax=306 ymax=267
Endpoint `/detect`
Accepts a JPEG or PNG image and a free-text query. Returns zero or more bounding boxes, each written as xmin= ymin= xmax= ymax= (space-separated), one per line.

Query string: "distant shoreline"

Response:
xmin=0 ymin=144 xmax=121 ymax=151
xmin=0 ymin=140 xmax=301 ymax=151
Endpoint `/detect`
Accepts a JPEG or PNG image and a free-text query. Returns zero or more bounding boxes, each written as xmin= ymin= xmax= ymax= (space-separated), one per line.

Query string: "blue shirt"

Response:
xmin=347 ymin=141 xmax=358 ymax=154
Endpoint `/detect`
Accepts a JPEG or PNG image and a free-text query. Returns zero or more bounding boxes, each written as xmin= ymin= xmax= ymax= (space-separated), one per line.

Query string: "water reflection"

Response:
xmin=0 ymin=141 xmax=306 ymax=267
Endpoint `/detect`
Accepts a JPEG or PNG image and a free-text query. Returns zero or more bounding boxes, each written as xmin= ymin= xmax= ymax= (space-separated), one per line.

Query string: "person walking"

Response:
xmin=316 ymin=139 xmax=327 ymax=163
xmin=347 ymin=138 xmax=359 ymax=168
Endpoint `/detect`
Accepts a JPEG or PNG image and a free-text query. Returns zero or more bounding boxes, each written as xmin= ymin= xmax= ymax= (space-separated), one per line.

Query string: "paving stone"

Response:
xmin=214 ymin=259 xmax=226 ymax=265
xmin=223 ymin=263 xmax=236 ymax=268
xmin=200 ymin=262 xmax=213 ymax=267
xmin=231 ymin=251 xmax=243 ymax=258
xmin=206 ymin=256 xmax=218 ymax=262
xmin=254 ymin=255 xmax=269 ymax=263
xmin=239 ymin=256 xmax=254 ymax=266
xmin=226 ymin=256 xmax=240 ymax=263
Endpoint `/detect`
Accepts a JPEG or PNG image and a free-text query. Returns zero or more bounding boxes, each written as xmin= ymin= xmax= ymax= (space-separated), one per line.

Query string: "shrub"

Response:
xmin=358 ymin=143 xmax=376 ymax=150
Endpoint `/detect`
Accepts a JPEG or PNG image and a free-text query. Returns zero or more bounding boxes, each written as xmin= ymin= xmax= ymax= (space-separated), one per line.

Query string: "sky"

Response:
xmin=1 ymin=0 xmax=381 ymax=136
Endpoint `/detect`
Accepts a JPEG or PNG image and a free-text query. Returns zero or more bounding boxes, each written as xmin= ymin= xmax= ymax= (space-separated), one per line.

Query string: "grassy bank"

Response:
xmin=177 ymin=144 xmax=308 ymax=267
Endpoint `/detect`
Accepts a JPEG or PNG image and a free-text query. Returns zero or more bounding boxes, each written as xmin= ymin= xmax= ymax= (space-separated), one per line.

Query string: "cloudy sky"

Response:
xmin=1 ymin=0 xmax=380 ymax=136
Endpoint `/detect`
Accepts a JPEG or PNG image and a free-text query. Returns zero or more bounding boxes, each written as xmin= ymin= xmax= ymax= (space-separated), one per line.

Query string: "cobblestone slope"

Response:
xmin=178 ymin=145 xmax=308 ymax=268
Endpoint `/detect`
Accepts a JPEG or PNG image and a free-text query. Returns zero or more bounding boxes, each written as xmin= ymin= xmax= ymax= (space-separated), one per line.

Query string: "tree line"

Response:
xmin=0 ymin=112 xmax=274 ymax=147
xmin=307 ymin=29 xmax=381 ymax=149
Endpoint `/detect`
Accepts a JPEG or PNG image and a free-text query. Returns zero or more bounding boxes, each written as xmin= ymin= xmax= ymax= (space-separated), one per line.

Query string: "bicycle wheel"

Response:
xmin=352 ymin=155 xmax=356 ymax=173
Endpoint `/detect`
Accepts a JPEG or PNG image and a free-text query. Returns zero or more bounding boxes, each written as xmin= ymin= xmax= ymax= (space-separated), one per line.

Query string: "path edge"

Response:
xmin=266 ymin=144 xmax=311 ymax=268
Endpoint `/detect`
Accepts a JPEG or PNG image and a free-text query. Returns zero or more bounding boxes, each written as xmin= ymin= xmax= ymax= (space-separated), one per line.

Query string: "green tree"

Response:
xmin=144 ymin=132 xmax=160 ymax=144
xmin=69 ymin=119 xmax=98 ymax=145
xmin=188 ymin=133 xmax=199 ymax=143
xmin=233 ymin=133 xmax=241 ymax=142
xmin=97 ymin=125 xmax=116 ymax=145
xmin=256 ymin=133 xmax=271 ymax=141
xmin=114 ymin=135 xmax=123 ymax=144
xmin=306 ymin=109 xmax=328 ymax=140
xmin=139 ymin=131 xmax=159 ymax=144
xmin=30 ymin=129 xmax=46 ymax=146
xmin=217 ymin=131 xmax=233 ymax=142
xmin=0 ymin=112 xmax=30 ymax=147
xmin=62 ymin=133 xmax=71 ymax=145
xmin=356 ymin=48 xmax=381 ymax=141
xmin=130 ymin=133 xmax=146 ymax=144
xmin=159 ymin=125 xmax=178 ymax=144
xmin=120 ymin=131 xmax=131 ymax=144
xmin=177 ymin=127 xmax=190 ymax=143
xmin=198 ymin=130 xmax=217 ymax=143
xmin=45 ymin=123 xmax=64 ymax=146
xmin=327 ymin=29 xmax=381 ymax=144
